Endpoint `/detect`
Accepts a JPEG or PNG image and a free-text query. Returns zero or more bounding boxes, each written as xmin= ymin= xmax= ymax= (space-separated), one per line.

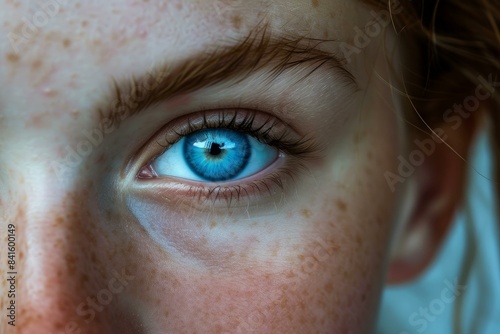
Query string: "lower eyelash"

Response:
xmin=137 ymin=160 xmax=307 ymax=209
xmin=188 ymin=170 xmax=290 ymax=206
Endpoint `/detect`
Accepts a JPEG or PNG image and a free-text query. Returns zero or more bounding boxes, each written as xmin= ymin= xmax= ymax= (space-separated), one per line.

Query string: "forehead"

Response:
xmin=0 ymin=0 xmax=367 ymax=127
xmin=0 ymin=0 xmax=353 ymax=61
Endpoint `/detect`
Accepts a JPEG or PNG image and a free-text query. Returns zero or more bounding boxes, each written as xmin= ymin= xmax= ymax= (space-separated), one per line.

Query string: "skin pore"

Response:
xmin=0 ymin=0 xmax=410 ymax=333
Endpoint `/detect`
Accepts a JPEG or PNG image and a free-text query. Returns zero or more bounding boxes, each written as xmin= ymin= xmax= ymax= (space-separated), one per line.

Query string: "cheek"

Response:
xmin=117 ymin=189 xmax=393 ymax=333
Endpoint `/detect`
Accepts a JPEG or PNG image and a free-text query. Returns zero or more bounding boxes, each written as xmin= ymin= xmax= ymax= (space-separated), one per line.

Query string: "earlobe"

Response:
xmin=386 ymin=106 xmax=482 ymax=285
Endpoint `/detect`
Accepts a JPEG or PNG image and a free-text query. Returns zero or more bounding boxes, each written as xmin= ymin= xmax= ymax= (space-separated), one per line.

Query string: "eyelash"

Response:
xmin=160 ymin=109 xmax=317 ymax=156
xmin=137 ymin=109 xmax=320 ymax=206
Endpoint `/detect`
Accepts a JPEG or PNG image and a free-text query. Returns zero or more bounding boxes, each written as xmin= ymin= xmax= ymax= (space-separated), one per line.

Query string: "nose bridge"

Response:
xmin=0 ymin=167 xmax=107 ymax=334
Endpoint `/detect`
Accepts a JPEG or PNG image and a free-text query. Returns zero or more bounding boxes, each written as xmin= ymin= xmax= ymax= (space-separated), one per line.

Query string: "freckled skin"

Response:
xmin=0 ymin=1 xmax=406 ymax=333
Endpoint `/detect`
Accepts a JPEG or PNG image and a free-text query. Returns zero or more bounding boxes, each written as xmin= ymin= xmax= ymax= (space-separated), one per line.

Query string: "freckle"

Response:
xmin=55 ymin=216 xmax=64 ymax=226
xmin=62 ymin=38 xmax=72 ymax=48
xmin=311 ymin=0 xmax=320 ymax=8
xmin=31 ymin=59 xmax=43 ymax=70
xmin=6 ymin=52 xmax=20 ymax=63
xmin=336 ymin=199 xmax=347 ymax=212
xmin=209 ymin=221 xmax=217 ymax=229
xmin=354 ymin=234 xmax=363 ymax=246
xmin=81 ymin=20 xmax=88 ymax=27
xmin=175 ymin=2 xmax=183 ymax=10
xmin=324 ymin=282 xmax=333 ymax=293
xmin=231 ymin=15 xmax=242 ymax=30
xmin=171 ymin=278 xmax=181 ymax=288
xmin=17 ymin=207 xmax=25 ymax=217
xmin=71 ymin=109 xmax=80 ymax=119
xmin=81 ymin=273 xmax=89 ymax=283
xmin=301 ymin=209 xmax=312 ymax=219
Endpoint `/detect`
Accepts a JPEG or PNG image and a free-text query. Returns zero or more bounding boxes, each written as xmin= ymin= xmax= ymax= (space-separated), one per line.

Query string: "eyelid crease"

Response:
xmin=98 ymin=22 xmax=357 ymax=130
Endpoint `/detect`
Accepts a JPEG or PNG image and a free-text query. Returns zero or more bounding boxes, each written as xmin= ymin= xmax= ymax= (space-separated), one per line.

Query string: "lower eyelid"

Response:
xmin=133 ymin=155 xmax=302 ymax=207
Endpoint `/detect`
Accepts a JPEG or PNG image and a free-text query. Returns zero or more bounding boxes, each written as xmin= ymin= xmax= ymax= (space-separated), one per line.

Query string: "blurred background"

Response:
xmin=377 ymin=124 xmax=500 ymax=333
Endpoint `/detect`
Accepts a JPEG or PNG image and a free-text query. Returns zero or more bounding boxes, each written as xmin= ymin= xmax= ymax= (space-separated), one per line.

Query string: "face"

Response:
xmin=0 ymin=0 xmax=407 ymax=333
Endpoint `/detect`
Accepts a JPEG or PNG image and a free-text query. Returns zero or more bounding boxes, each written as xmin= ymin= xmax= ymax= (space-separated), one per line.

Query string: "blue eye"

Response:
xmin=152 ymin=128 xmax=279 ymax=182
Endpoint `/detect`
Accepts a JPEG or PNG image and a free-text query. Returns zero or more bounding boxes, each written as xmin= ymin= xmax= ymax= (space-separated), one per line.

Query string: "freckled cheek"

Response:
xmin=120 ymin=181 xmax=384 ymax=331
xmin=154 ymin=271 xmax=298 ymax=330
xmin=123 ymin=220 xmax=377 ymax=333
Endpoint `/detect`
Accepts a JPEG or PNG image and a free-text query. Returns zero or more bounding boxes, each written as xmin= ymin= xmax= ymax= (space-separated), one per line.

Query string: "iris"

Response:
xmin=152 ymin=127 xmax=279 ymax=182
xmin=183 ymin=129 xmax=251 ymax=181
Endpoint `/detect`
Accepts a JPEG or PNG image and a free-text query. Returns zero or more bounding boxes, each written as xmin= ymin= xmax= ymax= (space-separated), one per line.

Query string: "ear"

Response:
xmin=386 ymin=103 xmax=484 ymax=285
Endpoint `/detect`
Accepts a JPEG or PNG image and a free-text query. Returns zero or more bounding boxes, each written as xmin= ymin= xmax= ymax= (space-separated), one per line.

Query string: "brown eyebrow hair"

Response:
xmin=99 ymin=24 xmax=357 ymax=127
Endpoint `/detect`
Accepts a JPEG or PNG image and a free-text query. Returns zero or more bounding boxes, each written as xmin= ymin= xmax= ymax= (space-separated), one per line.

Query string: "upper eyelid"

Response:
xmin=95 ymin=23 xmax=357 ymax=130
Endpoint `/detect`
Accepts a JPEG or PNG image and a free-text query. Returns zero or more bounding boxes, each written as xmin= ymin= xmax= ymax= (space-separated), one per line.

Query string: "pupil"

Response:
xmin=184 ymin=129 xmax=251 ymax=182
xmin=208 ymin=142 xmax=223 ymax=155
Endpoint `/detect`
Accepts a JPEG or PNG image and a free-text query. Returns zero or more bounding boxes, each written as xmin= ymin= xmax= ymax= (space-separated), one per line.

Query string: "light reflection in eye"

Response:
xmin=152 ymin=128 xmax=279 ymax=182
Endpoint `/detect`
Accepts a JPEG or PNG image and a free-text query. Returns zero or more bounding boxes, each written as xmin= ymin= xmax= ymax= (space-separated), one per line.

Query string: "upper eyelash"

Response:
xmin=159 ymin=109 xmax=320 ymax=159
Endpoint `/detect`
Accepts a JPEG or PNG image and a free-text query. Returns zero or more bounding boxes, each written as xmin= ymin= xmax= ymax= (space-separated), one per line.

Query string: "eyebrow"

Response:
xmin=99 ymin=25 xmax=357 ymax=127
